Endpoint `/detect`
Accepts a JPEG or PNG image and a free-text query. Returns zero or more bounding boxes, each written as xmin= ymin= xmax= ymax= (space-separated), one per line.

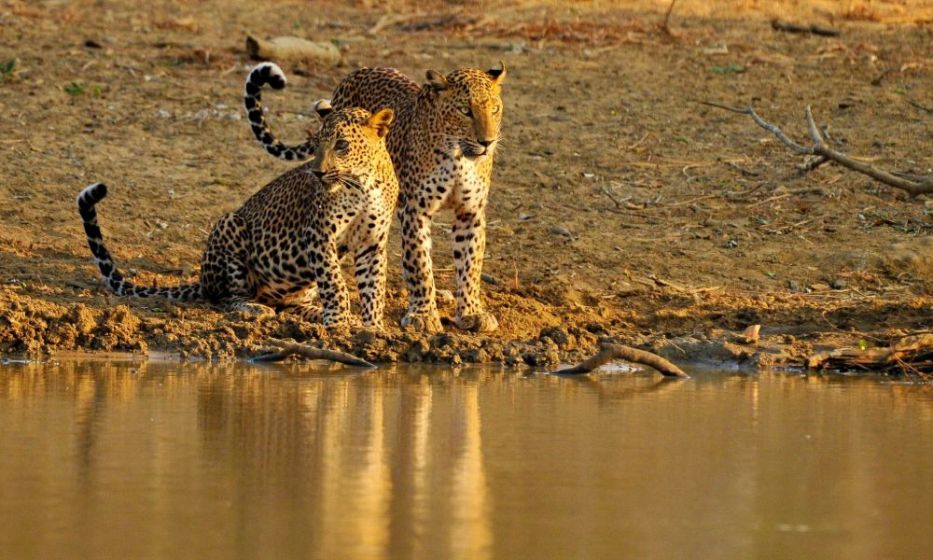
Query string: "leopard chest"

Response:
xmin=410 ymin=152 xmax=491 ymax=213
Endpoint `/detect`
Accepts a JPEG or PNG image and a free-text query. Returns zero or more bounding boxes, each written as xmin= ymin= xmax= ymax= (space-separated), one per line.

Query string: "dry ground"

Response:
xmin=0 ymin=0 xmax=930 ymax=369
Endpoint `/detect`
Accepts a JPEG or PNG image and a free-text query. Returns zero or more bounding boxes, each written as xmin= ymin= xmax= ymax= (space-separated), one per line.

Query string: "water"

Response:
xmin=1 ymin=361 xmax=931 ymax=560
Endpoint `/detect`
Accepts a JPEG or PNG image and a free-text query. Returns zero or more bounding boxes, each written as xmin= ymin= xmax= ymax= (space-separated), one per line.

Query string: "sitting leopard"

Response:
xmin=77 ymin=104 xmax=398 ymax=328
xmin=244 ymin=61 xmax=506 ymax=334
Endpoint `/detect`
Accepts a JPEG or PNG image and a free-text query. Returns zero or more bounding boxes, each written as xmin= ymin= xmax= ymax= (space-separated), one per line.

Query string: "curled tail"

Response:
xmin=244 ymin=62 xmax=317 ymax=161
xmin=77 ymin=183 xmax=201 ymax=301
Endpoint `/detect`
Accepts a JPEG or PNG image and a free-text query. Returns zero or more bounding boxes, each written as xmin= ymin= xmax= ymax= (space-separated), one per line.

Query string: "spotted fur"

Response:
xmin=244 ymin=62 xmax=506 ymax=333
xmin=77 ymin=107 xmax=398 ymax=328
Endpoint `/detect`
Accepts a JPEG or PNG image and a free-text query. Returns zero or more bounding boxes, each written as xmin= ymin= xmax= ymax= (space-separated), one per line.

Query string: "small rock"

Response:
xmin=741 ymin=324 xmax=761 ymax=344
xmin=787 ymin=280 xmax=800 ymax=292
xmin=245 ymin=35 xmax=341 ymax=64
xmin=549 ymin=225 xmax=574 ymax=237
xmin=830 ymin=278 xmax=847 ymax=290
xmin=539 ymin=325 xmax=571 ymax=348
xmin=481 ymin=273 xmax=499 ymax=285
xmin=724 ymin=239 xmax=739 ymax=249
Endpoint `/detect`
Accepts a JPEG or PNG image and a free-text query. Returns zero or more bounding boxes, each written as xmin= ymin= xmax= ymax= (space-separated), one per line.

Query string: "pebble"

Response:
xmin=549 ymin=226 xmax=574 ymax=238
xmin=830 ymin=279 xmax=847 ymax=290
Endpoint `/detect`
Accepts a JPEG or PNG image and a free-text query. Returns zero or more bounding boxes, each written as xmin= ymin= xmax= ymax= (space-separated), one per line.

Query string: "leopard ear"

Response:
xmin=313 ymin=99 xmax=333 ymax=120
xmin=487 ymin=61 xmax=506 ymax=84
xmin=425 ymin=70 xmax=448 ymax=92
xmin=368 ymin=107 xmax=394 ymax=138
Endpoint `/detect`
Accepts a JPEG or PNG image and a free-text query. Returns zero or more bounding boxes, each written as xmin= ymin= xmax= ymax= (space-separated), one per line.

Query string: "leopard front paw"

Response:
xmin=400 ymin=308 xmax=443 ymax=333
xmin=228 ymin=301 xmax=276 ymax=319
xmin=454 ymin=311 xmax=498 ymax=333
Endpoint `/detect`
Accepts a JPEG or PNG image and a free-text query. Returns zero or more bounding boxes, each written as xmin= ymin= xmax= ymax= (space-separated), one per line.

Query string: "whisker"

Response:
xmin=337 ymin=174 xmax=364 ymax=190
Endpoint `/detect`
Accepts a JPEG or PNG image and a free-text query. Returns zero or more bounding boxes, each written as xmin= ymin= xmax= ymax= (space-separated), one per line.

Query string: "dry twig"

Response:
xmin=600 ymin=184 xmax=631 ymax=208
xmin=771 ymin=19 xmax=840 ymax=37
xmin=553 ymin=342 xmax=689 ymax=377
xmin=702 ymin=101 xmax=933 ymax=197
xmin=251 ymin=338 xmax=376 ymax=368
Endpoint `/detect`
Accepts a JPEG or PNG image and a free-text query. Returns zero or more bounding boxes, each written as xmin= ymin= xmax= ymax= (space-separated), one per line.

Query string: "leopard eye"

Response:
xmin=492 ymin=104 xmax=501 ymax=115
xmin=334 ymin=139 xmax=349 ymax=152
xmin=459 ymin=106 xmax=472 ymax=117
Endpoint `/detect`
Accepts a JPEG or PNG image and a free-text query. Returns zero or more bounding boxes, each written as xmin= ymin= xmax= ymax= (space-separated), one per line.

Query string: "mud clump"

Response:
xmin=0 ymin=292 xmax=146 ymax=354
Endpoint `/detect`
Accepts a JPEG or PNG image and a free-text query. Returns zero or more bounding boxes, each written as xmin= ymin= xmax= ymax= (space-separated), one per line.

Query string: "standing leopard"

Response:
xmin=77 ymin=104 xmax=398 ymax=328
xmin=244 ymin=61 xmax=506 ymax=333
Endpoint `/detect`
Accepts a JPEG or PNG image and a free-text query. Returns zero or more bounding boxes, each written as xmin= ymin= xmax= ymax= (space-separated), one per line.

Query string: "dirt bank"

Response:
xmin=0 ymin=0 xmax=930 ymax=371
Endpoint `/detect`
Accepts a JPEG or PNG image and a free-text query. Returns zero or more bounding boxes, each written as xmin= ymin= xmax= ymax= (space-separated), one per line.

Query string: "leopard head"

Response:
xmin=309 ymin=103 xmax=395 ymax=190
xmin=424 ymin=62 xmax=506 ymax=159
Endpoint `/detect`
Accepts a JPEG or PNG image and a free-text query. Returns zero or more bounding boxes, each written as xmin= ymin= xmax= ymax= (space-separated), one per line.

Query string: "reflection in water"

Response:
xmin=191 ymin=365 xmax=491 ymax=560
xmin=1 ymin=363 xmax=932 ymax=559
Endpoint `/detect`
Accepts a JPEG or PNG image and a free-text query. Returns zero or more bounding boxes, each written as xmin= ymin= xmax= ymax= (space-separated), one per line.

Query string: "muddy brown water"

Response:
xmin=1 ymin=361 xmax=931 ymax=559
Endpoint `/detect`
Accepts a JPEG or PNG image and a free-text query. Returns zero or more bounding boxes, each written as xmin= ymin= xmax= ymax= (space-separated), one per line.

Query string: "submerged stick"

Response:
xmin=553 ymin=343 xmax=689 ymax=378
xmin=251 ymin=338 xmax=376 ymax=368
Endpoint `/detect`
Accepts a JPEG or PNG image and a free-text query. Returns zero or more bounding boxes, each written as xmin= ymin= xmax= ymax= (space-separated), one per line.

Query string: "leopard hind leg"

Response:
xmin=200 ymin=213 xmax=273 ymax=318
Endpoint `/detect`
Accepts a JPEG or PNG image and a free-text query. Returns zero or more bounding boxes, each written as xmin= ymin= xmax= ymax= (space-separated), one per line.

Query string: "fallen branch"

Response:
xmin=251 ymin=337 xmax=376 ymax=368
xmin=771 ymin=19 xmax=840 ymax=37
xmin=807 ymin=334 xmax=933 ymax=375
xmin=701 ymin=101 xmax=933 ymax=197
xmin=553 ymin=342 xmax=689 ymax=377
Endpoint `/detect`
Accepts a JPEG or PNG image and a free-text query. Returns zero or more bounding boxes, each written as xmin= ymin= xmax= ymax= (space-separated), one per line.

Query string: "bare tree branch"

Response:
xmin=251 ymin=338 xmax=376 ymax=368
xmin=552 ymin=343 xmax=689 ymax=378
xmin=701 ymin=101 xmax=933 ymax=197
xmin=797 ymin=155 xmax=831 ymax=174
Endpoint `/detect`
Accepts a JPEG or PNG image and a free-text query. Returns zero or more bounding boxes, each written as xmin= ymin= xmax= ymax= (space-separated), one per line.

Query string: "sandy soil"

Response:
xmin=0 ymin=0 xmax=930 ymax=370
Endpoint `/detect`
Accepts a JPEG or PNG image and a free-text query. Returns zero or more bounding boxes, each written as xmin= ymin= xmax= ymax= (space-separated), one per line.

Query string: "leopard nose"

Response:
xmin=478 ymin=139 xmax=493 ymax=148
xmin=311 ymin=169 xmax=325 ymax=180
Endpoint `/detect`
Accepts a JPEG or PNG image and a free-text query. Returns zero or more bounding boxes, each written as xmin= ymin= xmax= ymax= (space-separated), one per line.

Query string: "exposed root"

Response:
xmin=251 ymin=337 xmax=376 ymax=368
xmin=553 ymin=342 xmax=689 ymax=377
